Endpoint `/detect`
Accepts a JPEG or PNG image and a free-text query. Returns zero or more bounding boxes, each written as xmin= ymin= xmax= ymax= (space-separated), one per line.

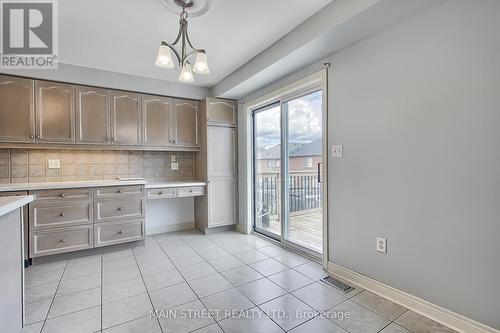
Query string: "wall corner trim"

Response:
xmin=327 ymin=262 xmax=499 ymax=333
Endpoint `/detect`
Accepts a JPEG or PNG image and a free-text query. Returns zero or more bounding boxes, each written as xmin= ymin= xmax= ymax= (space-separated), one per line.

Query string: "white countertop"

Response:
xmin=0 ymin=179 xmax=206 ymax=192
xmin=145 ymin=180 xmax=206 ymax=189
xmin=0 ymin=195 xmax=34 ymax=217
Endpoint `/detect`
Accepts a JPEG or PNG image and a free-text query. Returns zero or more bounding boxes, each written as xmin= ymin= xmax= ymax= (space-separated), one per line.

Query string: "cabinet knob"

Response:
xmin=189 ymin=190 xmax=193 ymax=193
xmin=36 ymin=135 xmax=41 ymax=139
xmin=159 ymin=192 xmax=163 ymax=195
xmin=119 ymin=189 xmax=123 ymax=193
xmin=107 ymin=137 xmax=112 ymax=141
xmin=117 ymin=230 xmax=124 ymax=234
xmin=60 ymin=193 xmax=65 ymax=198
xmin=60 ymin=212 xmax=65 ymax=217
xmin=60 ymin=238 xmax=66 ymax=243
xmin=118 ymin=207 xmax=123 ymax=211
xmin=29 ymin=135 xmax=34 ymax=139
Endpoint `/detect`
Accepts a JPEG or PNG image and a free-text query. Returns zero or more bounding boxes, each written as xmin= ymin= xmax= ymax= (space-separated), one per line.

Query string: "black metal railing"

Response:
xmin=256 ymin=174 xmax=322 ymax=217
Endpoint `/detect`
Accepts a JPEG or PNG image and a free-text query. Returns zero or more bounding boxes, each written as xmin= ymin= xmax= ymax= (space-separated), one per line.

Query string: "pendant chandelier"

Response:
xmin=155 ymin=0 xmax=209 ymax=83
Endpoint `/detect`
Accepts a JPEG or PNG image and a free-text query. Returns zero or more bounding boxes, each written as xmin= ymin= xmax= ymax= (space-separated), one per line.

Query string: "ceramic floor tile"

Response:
xmin=352 ymin=291 xmax=407 ymax=320
xmin=102 ymin=249 xmax=133 ymax=262
xmin=237 ymin=278 xmax=287 ymax=305
xmin=249 ymin=258 xmax=289 ymax=276
xmin=62 ymin=262 xmax=100 ymax=280
xmin=56 ymin=273 xmax=101 ymax=296
xmin=159 ymin=300 xmax=215 ymax=333
xmin=169 ymin=252 xmax=205 ymax=267
xmin=102 ymin=256 xmax=137 ymax=272
xmin=258 ymin=245 xmax=288 ymax=257
xmin=268 ymin=269 xmax=314 ymax=292
xmin=134 ymin=252 xmax=169 ymax=265
xmin=188 ymin=273 xmax=233 ymax=298
xmin=25 ymin=299 xmax=51 ymax=324
xmin=234 ymin=250 xmax=269 ymax=264
xmin=192 ymin=323 xmax=224 ymax=333
xmin=218 ymin=307 xmax=283 ymax=333
xmin=206 ymin=255 xmax=246 ymax=272
xmin=201 ymin=288 xmax=254 ymax=321
xmin=380 ymin=323 xmax=413 ymax=333
xmin=21 ymin=321 xmax=44 ymax=333
xmin=326 ymin=300 xmax=390 ymax=333
xmin=273 ymin=252 xmax=310 ymax=267
xmin=293 ymin=262 xmax=329 ymax=280
xmin=25 ymin=282 xmax=58 ymax=304
xmin=221 ymin=266 xmax=263 ymax=286
xmin=26 ymin=269 xmax=64 ymax=288
xmin=66 ymin=255 xmax=101 ymax=268
xmin=178 ymin=262 xmax=218 ymax=281
xmin=139 ymin=258 xmax=175 ymax=276
xmin=102 ymin=315 xmax=162 ymax=332
xmin=41 ymin=306 xmax=101 ymax=333
xmin=259 ymin=294 xmax=316 ymax=331
xmin=292 ymin=282 xmax=346 ymax=311
xmin=143 ymin=269 xmax=185 ymax=291
xmin=290 ymin=315 xmax=347 ymax=332
xmin=150 ymin=282 xmax=198 ymax=310
xmin=102 ymin=277 xmax=147 ymax=304
xmin=395 ymin=310 xmax=458 ymax=333
xmin=48 ymin=287 xmax=101 ymax=319
xmin=102 ymin=293 xmax=153 ymax=329
xmin=102 ymin=265 xmax=141 ymax=286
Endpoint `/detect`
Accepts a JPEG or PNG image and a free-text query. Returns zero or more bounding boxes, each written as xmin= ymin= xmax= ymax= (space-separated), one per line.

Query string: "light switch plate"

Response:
xmin=377 ymin=237 xmax=387 ymax=253
xmin=171 ymin=162 xmax=179 ymax=170
xmin=332 ymin=144 xmax=343 ymax=157
xmin=171 ymin=154 xmax=176 ymax=162
xmin=47 ymin=159 xmax=61 ymax=169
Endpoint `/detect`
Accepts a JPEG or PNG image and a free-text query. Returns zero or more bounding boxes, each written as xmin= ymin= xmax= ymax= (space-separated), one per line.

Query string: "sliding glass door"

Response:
xmin=253 ymin=89 xmax=324 ymax=255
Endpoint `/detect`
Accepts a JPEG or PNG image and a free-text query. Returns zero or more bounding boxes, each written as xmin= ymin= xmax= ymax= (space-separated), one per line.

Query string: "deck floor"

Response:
xmin=259 ymin=211 xmax=323 ymax=253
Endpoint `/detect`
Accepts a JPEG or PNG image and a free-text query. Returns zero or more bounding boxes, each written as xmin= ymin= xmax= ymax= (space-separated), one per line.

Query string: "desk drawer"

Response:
xmin=178 ymin=186 xmax=205 ymax=197
xmin=94 ymin=198 xmax=144 ymax=223
xmin=146 ymin=188 xmax=178 ymax=199
xmin=31 ymin=188 xmax=92 ymax=202
xmin=94 ymin=185 xmax=144 ymax=198
xmin=30 ymin=202 xmax=92 ymax=230
xmin=30 ymin=225 xmax=93 ymax=257
xmin=94 ymin=220 xmax=144 ymax=247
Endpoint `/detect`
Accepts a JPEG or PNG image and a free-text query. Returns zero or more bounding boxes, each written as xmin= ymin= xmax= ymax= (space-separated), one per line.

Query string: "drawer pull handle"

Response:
xmin=118 ymin=207 xmax=123 ymax=211
xmin=60 ymin=212 xmax=65 ymax=217
xmin=119 ymin=189 xmax=124 ymax=193
xmin=118 ymin=230 xmax=124 ymax=234
xmin=60 ymin=193 xmax=65 ymax=198
xmin=189 ymin=190 xmax=193 ymax=193
xmin=60 ymin=238 xmax=66 ymax=243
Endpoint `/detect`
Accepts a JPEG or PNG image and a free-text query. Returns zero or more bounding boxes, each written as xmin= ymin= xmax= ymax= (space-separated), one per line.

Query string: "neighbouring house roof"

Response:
xmin=257 ymin=139 xmax=321 ymax=159
xmin=257 ymin=143 xmax=302 ymax=159
xmin=289 ymin=139 xmax=322 ymax=157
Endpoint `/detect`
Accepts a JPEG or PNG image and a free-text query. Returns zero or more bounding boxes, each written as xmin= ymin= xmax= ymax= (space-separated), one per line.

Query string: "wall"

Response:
xmin=0 ymin=149 xmax=194 ymax=183
xmin=327 ymin=0 xmax=500 ymax=329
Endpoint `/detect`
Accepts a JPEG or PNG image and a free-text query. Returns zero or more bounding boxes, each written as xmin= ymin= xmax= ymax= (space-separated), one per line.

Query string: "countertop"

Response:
xmin=0 ymin=195 xmax=34 ymax=217
xmin=0 ymin=179 xmax=206 ymax=192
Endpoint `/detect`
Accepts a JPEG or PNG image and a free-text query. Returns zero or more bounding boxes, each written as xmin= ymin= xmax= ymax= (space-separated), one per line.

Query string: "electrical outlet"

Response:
xmin=332 ymin=144 xmax=343 ymax=157
xmin=47 ymin=159 xmax=61 ymax=169
xmin=171 ymin=154 xmax=176 ymax=162
xmin=171 ymin=162 xmax=179 ymax=171
xmin=377 ymin=237 xmax=387 ymax=253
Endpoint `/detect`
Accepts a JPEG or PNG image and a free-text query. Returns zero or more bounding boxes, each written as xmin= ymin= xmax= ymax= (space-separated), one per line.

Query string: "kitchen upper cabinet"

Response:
xmin=206 ymin=97 xmax=237 ymax=127
xmin=142 ymin=95 xmax=173 ymax=146
xmin=0 ymin=75 xmax=35 ymax=143
xmin=76 ymin=86 xmax=111 ymax=144
xmin=35 ymin=81 xmax=75 ymax=143
xmin=111 ymin=91 xmax=142 ymax=145
xmin=173 ymin=99 xmax=199 ymax=147
xmin=208 ymin=126 xmax=236 ymax=178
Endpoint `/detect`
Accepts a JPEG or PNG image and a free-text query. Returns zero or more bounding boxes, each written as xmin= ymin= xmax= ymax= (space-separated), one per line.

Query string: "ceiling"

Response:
xmin=58 ymin=0 xmax=333 ymax=87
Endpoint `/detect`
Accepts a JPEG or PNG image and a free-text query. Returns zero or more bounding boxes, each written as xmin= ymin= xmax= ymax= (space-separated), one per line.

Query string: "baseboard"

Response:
xmin=146 ymin=222 xmax=194 ymax=235
xmin=235 ymin=224 xmax=248 ymax=234
xmin=327 ymin=262 xmax=499 ymax=333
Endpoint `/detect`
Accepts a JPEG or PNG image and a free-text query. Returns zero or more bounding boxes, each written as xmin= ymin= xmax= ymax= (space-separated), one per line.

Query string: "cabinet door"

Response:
xmin=172 ymin=99 xmax=199 ymax=147
xmin=142 ymin=95 xmax=173 ymax=146
xmin=35 ymin=81 xmax=75 ymax=143
xmin=76 ymin=86 xmax=111 ymax=144
xmin=208 ymin=178 xmax=237 ymax=227
xmin=206 ymin=98 xmax=237 ymax=127
xmin=0 ymin=75 xmax=35 ymax=143
xmin=208 ymin=126 xmax=237 ymax=178
xmin=111 ymin=91 xmax=142 ymax=145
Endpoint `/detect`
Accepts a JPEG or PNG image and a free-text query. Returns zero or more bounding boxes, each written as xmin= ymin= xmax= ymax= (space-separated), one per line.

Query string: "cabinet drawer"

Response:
xmin=94 ymin=185 xmax=144 ymax=198
xmin=30 ymin=202 xmax=92 ymax=230
xmin=95 ymin=198 xmax=144 ymax=222
xmin=178 ymin=186 xmax=205 ymax=197
xmin=94 ymin=220 xmax=144 ymax=247
xmin=147 ymin=188 xmax=178 ymax=199
xmin=30 ymin=225 xmax=93 ymax=257
xmin=31 ymin=188 xmax=92 ymax=202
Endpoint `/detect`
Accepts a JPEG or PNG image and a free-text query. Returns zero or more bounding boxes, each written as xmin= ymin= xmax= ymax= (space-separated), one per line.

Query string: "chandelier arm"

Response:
xmin=170 ymin=19 xmax=185 ymax=46
xmin=165 ymin=43 xmax=182 ymax=66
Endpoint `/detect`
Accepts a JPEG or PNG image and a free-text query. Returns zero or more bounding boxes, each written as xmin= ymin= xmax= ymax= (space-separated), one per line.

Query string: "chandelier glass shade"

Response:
xmin=155 ymin=6 xmax=209 ymax=82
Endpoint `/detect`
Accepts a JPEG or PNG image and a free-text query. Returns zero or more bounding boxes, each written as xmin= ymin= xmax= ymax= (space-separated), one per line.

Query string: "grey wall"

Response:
xmin=328 ymin=0 xmax=500 ymax=329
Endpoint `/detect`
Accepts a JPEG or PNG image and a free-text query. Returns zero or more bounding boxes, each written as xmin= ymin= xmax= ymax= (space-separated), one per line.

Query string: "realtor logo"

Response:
xmin=1 ymin=0 xmax=58 ymax=68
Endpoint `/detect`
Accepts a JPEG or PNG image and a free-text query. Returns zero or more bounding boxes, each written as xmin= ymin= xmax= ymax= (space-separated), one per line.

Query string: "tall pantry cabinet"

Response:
xmin=195 ymin=98 xmax=238 ymax=233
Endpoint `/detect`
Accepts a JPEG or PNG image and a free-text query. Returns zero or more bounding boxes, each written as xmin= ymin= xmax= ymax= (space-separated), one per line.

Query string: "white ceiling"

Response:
xmin=58 ymin=0 xmax=333 ymax=87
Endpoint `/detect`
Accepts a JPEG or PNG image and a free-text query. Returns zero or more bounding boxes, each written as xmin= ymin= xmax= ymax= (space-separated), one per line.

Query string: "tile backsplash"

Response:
xmin=0 ymin=149 xmax=195 ymax=183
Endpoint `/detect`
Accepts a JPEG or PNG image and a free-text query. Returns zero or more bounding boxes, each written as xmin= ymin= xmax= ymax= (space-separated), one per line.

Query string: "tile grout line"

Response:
xmin=38 ymin=259 xmax=69 ymax=332
xmin=100 ymin=250 xmax=103 ymax=333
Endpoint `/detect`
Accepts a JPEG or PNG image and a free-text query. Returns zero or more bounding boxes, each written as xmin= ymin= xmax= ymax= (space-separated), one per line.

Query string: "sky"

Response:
xmin=255 ymin=90 xmax=322 ymax=150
